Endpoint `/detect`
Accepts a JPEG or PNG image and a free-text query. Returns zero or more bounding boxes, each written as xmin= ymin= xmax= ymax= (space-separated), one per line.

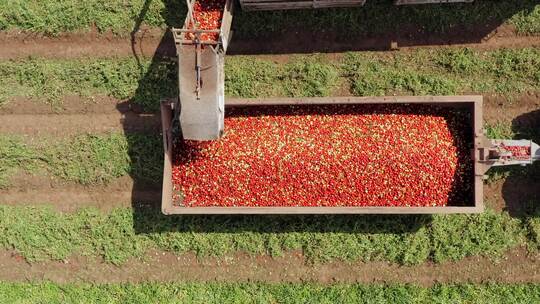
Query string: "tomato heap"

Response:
xmin=503 ymin=145 xmax=531 ymax=160
xmin=172 ymin=105 xmax=473 ymax=207
xmin=186 ymin=0 xmax=226 ymax=42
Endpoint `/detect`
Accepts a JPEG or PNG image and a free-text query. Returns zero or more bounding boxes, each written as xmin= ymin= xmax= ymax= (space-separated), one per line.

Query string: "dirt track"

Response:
xmin=1 ymin=24 xmax=540 ymax=60
xmin=1 ymin=94 xmax=538 ymax=136
xmin=1 ymin=247 xmax=538 ymax=286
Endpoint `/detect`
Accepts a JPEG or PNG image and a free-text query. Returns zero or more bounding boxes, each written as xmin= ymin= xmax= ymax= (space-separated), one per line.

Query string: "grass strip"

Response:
xmin=0 ymin=134 xmax=162 ymax=187
xmin=0 ymin=0 xmax=538 ymax=36
xmin=1 ymin=282 xmax=540 ymax=304
xmin=0 ymin=136 xmax=41 ymax=187
xmin=1 ymin=48 xmax=539 ymax=111
xmin=0 ymin=205 xmax=530 ymax=265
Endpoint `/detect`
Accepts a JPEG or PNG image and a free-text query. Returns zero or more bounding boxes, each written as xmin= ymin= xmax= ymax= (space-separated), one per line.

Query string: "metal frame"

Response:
xmin=161 ymin=95 xmax=484 ymax=215
xmin=172 ymin=0 xmax=234 ymax=49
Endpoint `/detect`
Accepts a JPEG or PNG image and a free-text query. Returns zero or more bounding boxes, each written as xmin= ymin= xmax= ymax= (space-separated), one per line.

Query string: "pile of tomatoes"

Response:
xmin=172 ymin=104 xmax=473 ymax=207
xmin=503 ymin=145 xmax=531 ymax=160
xmin=186 ymin=0 xmax=226 ymax=42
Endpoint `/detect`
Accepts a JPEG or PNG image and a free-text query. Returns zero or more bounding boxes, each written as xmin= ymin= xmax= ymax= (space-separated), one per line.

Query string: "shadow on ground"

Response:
xmin=127 ymin=0 xmax=538 ymax=56
xmin=229 ymin=0 xmax=538 ymax=54
xmin=501 ymin=108 xmax=540 ymax=218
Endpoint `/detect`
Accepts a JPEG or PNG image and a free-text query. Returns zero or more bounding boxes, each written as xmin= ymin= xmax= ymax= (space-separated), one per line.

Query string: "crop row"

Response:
xmin=0 ymin=48 xmax=539 ymax=111
xmin=1 ymin=282 xmax=540 ymax=304
xmin=0 ymin=0 xmax=538 ymax=36
xmin=0 ymin=134 xmax=161 ymax=187
xmin=0 ymin=204 xmax=537 ymax=266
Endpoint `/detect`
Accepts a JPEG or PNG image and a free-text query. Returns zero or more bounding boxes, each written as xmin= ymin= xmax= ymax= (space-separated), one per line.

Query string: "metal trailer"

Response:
xmin=160 ymin=95 xmax=540 ymax=214
xmin=164 ymin=0 xmax=538 ymax=215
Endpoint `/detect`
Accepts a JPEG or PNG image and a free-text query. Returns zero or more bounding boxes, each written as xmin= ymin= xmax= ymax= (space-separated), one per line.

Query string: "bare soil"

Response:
xmin=0 ymin=247 xmax=538 ymax=286
xmin=0 ymin=28 xmax=170 ymax=60
xmin=0 ymin=97 xmax=159 ymax=136
xmin=483 ymin=93 xmax=540 ymax=125
xmin=1 ymin=24 xmax=539 ymax=60
xmin=486 ymin=177 xmax=540 ymax=217
xmin=228 ymin=24 xmax=540 ymax=55
xmin=1 ymin=94 xmax=537 ymax=136
xmin=0 ymin=173 xmax=159 ymax=212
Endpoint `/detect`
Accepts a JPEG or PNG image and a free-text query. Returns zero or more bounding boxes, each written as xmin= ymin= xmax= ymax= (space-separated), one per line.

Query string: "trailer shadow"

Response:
xmin=227 ymin=1 xmax=538 ymax=54
xmin=128 ymin=1 xmax=538 ymax=56
xmin=501 ymin=109 xmax=540 ymax=219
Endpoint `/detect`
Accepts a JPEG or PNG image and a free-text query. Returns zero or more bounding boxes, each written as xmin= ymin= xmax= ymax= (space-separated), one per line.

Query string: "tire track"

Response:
xmin=0 ymin=248 xmax=538 ymax=286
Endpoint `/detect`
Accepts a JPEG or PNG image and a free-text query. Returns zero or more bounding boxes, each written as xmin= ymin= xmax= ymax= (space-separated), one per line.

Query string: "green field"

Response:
xmin=1 ymin=282 xmax=540 ymax=304
xmin=1 ymin=48 xmax=539 ymax=110
xmin=0 ymin=0 xmax=538 ymax=36
xmin=0 ymin=203 xmax=538 ymax=265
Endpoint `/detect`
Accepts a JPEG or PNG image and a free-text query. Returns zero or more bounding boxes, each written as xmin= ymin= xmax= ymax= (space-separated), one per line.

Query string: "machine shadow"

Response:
xmin=501 ymin=109 xmax=540 ymax=219
xmin=227 ymin=1 xmax=537 ymax=55
xmin=125 ymin=1 xmax=537 ymax=57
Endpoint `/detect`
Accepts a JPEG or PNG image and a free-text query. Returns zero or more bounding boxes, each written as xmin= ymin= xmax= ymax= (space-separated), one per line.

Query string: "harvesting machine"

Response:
xmin=161 ymin=0 xmax=539 ymax=214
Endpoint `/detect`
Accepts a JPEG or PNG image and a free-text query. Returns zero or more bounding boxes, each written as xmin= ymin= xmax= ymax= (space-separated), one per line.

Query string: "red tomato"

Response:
xmin=171 ymin=105 xmax=473 ymax=207
xmin=186 ymin=0 xmax=226 ymax=42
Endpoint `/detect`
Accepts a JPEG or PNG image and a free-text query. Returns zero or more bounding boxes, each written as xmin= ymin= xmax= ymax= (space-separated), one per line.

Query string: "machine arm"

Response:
xmin=478 ymin=137 xmax=540 ymax=172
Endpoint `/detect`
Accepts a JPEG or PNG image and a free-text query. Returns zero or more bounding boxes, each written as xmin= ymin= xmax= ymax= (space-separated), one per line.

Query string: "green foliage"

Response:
xmin=43 ymin=133 xmax=131 ymax=184
xmin=2 ymin=48 xmax=539 ymax=111
xmin=491 ymin=48 xmax=540 ymax=86
xmin=0 ymin=0 xmax=538 ymax=36
xmin=0 ymin=57 xmax=177 ymax=111
xmin=345 ymin=53 xmax=459 ymax=96
xmin=429 ymin=211 xmax=523 ymax=263
xmin=0 ymin=0 xmax=177 ymax=35
xmin=437 ymin=48 xmax=482 ymax=75
xmin=527 ymin=217 xmax=540 ymax=250
xmin=0 ymin=136 xmax=40 ymax=187
xmin=283 ymin=58 xmax=338 ymax=97
xmin=0 ymin=205 xmax=529 ymax=265
xmin=42 ymin=133 xmax=162 ymax=185
xmin=1 ymin=282 xmax=540 ymax=304
xmin=510 ymin=4 xmax=540 ymax=34
xmin=485 ymin=122 xmax=515 ymax=139
xmin=225 ymin=56 xmax=338 ymax=98
xmin=344 ymin=48 xmax=540 ymax=97
xmin=225 ymin=58 xmax=283 ymax=98
xmin=0 ymin=133 xmax=162 ymax=186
